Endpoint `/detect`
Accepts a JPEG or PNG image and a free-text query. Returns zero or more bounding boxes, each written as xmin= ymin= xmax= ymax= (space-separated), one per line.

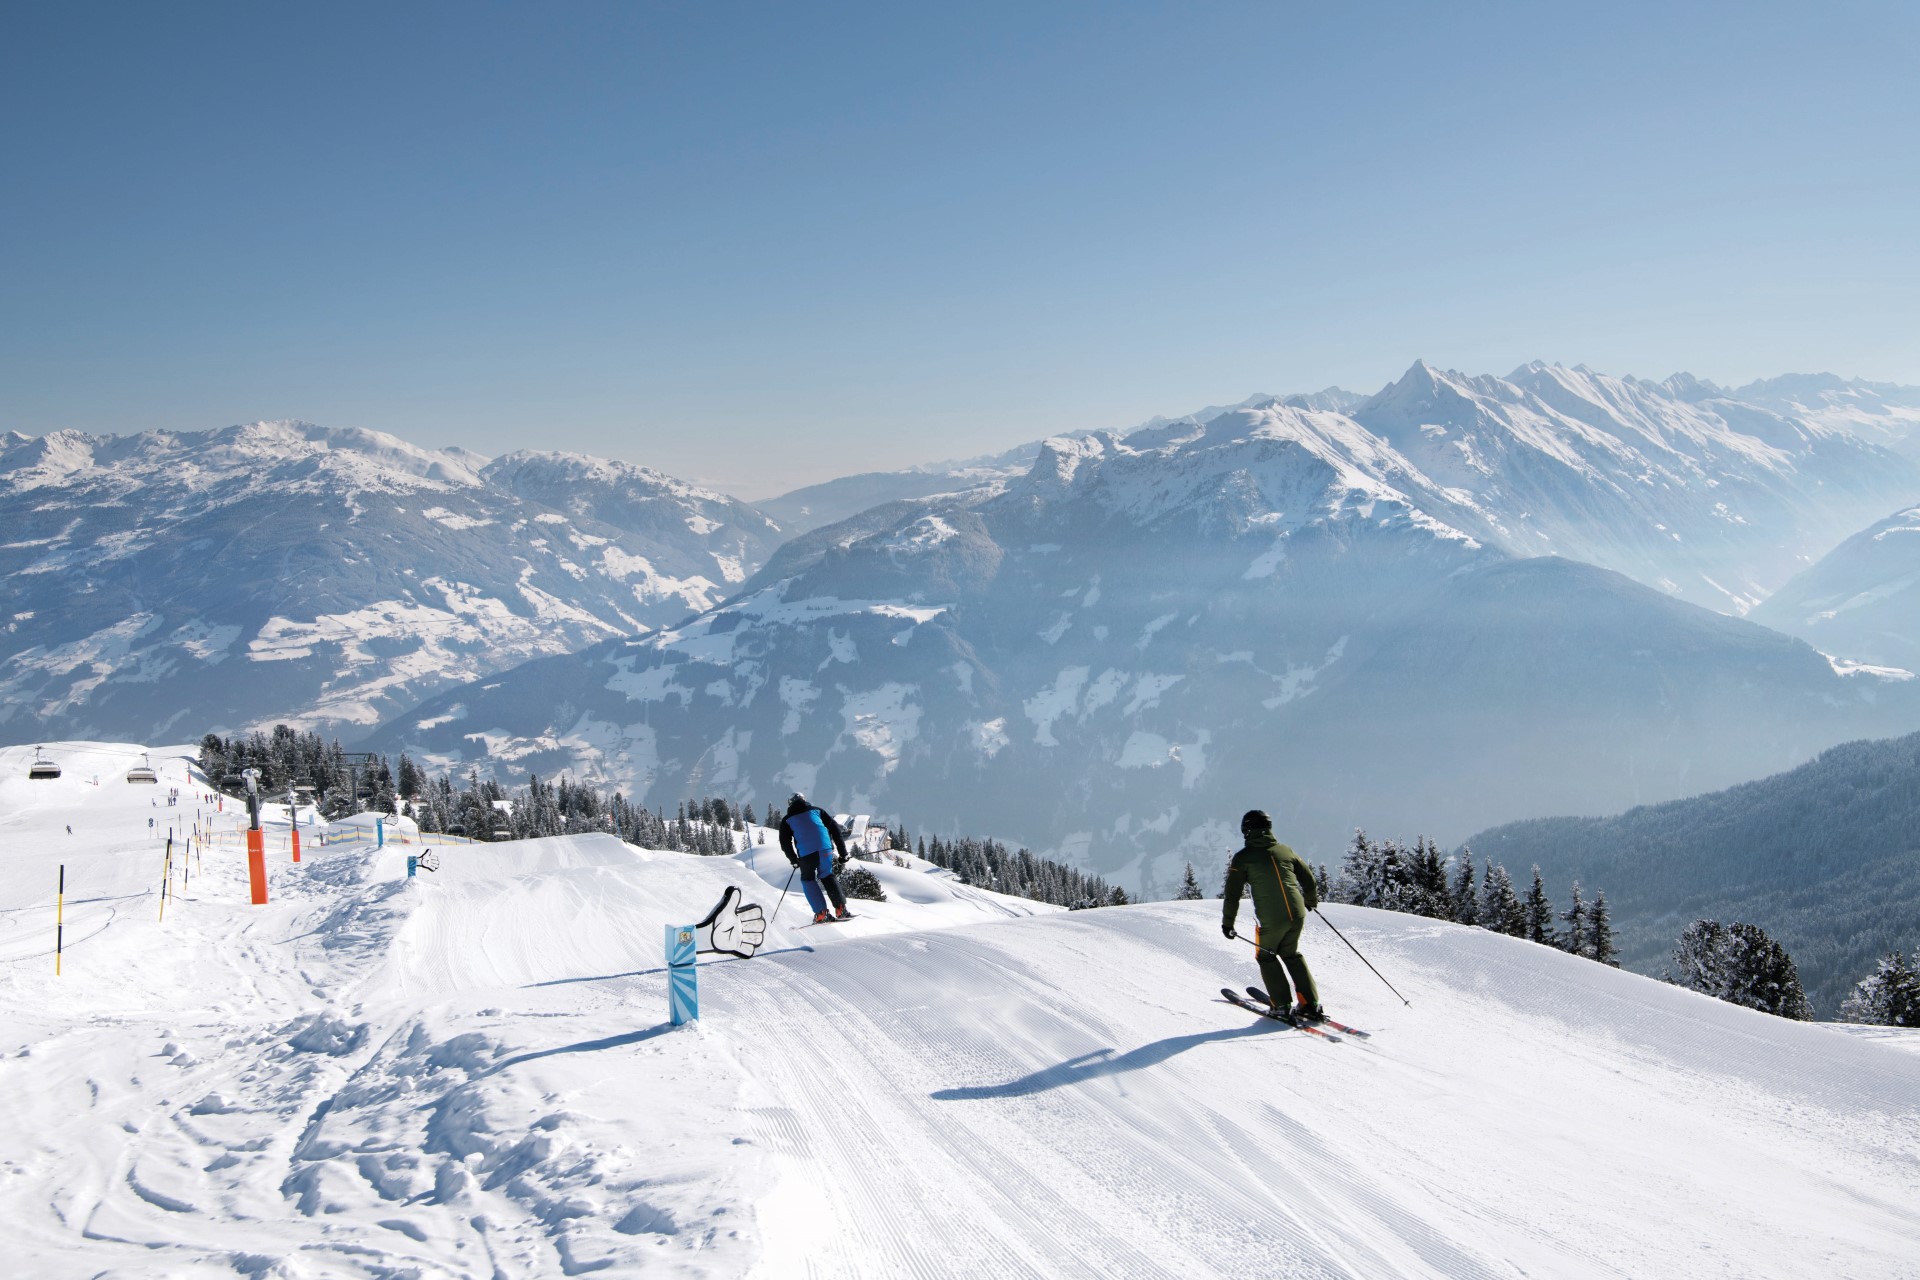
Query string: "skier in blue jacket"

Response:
xmin=778 ymin=793 xmax=853 ymax=923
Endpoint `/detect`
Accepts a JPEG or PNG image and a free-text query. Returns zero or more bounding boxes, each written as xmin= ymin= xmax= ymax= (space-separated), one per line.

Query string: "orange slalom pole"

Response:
xmin=247 ymin=828 xmax=267 ymax=905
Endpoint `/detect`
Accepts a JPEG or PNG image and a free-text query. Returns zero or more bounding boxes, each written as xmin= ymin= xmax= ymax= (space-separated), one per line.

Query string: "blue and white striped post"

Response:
xmin=666 ymin=924 xmax=699 ymax=1025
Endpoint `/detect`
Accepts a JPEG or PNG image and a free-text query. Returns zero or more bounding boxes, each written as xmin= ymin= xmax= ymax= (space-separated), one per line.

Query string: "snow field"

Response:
xmin=0 ymin=742 xmax=1916 ymax=1277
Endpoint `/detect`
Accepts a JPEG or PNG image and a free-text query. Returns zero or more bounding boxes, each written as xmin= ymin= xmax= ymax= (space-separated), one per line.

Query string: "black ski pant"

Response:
xmin=797 ymin=851 xmax=847 ymax=914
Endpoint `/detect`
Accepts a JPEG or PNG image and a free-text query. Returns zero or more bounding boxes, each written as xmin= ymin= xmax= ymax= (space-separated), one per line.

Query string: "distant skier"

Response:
xmin=778 ymin=793 xmax=853 ymax=923
xmin=1221 ymin=809 xmax=1325 ymax=1024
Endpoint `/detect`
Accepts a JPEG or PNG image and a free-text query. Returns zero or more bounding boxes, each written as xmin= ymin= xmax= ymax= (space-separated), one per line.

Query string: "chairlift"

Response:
xmin=125 ymin=753 xmax=159 ymax=784
xmin=28 ymin=747 xmax=61 ymax=781
xmin=490 ymin=824 xmax=513 ymax=842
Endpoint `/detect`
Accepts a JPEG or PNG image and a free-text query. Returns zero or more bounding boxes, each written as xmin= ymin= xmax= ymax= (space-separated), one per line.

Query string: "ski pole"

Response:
xmin=1314 ymin=909 xmax=1411 ymax=1006
xmin=771 ymin=865 xmax=798 ymax=922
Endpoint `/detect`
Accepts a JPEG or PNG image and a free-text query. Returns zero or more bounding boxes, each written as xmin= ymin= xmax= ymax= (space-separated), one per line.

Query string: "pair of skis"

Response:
xmin=802 ymin=912 xmax=858 ymax=928
xmin=1219 ymin=987 xmax=1371 ymax=1042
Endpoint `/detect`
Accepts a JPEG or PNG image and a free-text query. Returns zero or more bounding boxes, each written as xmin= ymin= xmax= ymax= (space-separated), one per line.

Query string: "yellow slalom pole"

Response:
xmin=55 ymin=865 xmax=65 ymax=976
xmin=159 ymin=836 xmax=173 ymax=923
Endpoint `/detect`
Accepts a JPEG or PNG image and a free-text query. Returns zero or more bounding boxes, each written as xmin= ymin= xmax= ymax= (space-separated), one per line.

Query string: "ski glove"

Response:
xmin=1222 ymin=924 xmax=1237 ymax=940
xmin=695 ymin=885 xmax=767 ymax=960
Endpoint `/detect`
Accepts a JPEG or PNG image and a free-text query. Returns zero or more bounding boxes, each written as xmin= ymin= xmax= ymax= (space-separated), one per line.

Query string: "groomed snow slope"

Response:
xmin=1 ymin=743 xmax=1916 ymax=1278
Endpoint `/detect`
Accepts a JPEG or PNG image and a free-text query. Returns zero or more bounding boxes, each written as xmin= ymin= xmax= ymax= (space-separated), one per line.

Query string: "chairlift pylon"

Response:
xmin=28 ymin=747 xmax=61 ymax=781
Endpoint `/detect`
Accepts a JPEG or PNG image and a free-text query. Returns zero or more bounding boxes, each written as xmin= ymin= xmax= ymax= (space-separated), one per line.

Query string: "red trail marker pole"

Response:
xmin=248 ymin=829 xmax=267 ymax=905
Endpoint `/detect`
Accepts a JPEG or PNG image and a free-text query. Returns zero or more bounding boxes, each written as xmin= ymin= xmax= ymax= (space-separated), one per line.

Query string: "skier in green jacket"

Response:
xmin=1221 ymin=809 xmax=1325 ymax=1023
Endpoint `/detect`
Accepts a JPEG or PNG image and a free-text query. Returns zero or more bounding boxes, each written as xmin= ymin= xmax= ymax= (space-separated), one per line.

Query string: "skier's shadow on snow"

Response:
xmin=930 ymin=1023 xmax=1292 ymax=1101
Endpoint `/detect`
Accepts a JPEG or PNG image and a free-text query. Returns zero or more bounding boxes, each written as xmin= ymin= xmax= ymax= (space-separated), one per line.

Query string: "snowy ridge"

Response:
xmin=1 ymin=742 xmax=1914 ymax=1277
xmin=1753 ymin=501 xmax=1920 ymax=672
xmin=1728 ymin=373 xmax=1920 ymax=448
xmin=0 ymin=422 xmax=785 ymax=740
xmin=1346 ymin=360 xmax=1917 ymax=613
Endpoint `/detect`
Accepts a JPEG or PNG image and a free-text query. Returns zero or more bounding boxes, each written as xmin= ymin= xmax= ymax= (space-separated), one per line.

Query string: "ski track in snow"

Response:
xmin=1 ymin=743 xmax=1917 ymax=1278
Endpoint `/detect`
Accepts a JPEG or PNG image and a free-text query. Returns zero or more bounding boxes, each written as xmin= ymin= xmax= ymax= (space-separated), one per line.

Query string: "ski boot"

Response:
xmin=835 ymin=906 xmax=854 ymax=920
xmin=813 ymin=910 xmax=832 ymax=924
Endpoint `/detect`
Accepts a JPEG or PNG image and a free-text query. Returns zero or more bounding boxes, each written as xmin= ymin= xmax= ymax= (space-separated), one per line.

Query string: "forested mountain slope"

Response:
xmin=1466 ymin=730 xmax=1920 ymax=1014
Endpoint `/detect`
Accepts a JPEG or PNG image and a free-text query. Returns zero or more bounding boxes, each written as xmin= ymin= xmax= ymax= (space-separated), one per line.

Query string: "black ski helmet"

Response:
xmin=1240 ymin=809 xmax=1272 ymax=835
xmin=786 ymin=792 xmax=810 ymax=816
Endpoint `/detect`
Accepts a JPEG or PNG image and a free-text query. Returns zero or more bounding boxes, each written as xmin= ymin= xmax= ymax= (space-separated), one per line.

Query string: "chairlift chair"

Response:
xmin=125 ymin=753 xmax=159 ymax=784
xmin=28 ymin=747 xmax=61 ymax=781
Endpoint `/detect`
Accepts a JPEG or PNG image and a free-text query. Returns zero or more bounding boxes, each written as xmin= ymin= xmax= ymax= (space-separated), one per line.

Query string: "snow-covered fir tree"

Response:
xmin=1176 ymin=863 xmax=1203 ymax=900
xmin=1560 ymin=881 xmax=1590 ymax=959
xmin=1480 ymin=862 xmax=1526 ymax=937
xmin=1523 ymin=867 xmax=1557 ymax=946
xmin=1667 ymin=920 xmax=1813 ymax=1020
xmin=1588 ymin=891 xmax=1619 ymax=967
xmin=1839 ymin=950 xmax=1919 ymax=1026
xmin=1451 ymin=850 xmax=1479 ymax=927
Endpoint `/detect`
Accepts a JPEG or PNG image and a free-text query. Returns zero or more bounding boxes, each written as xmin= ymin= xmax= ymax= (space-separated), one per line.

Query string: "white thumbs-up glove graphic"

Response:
xmin=696 ymin=885 xmax=767 ymax=959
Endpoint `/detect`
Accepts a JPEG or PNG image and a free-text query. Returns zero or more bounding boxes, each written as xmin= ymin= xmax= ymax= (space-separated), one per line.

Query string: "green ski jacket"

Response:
xmin=1222 ymin=830 xmax=1319 ymax=935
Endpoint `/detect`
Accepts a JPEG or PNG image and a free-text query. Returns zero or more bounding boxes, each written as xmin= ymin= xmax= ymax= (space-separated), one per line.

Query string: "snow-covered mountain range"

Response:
xmin=1349 ymin=360 xmax=1919 ymax=612
xmin=369 ymin=365 xmax=1920 ymax=889
xmin=0 ymin=423 xmax=783 ymax=741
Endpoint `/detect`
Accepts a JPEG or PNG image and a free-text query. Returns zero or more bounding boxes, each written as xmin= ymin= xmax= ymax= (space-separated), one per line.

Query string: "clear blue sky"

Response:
xmin=4 ymin=1 xmax=1916 ymax=496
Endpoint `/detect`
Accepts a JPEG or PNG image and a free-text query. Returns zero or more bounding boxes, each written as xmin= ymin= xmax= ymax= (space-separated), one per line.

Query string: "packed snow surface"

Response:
xmin=2 ymin=742 xmax=1915 ymax=1278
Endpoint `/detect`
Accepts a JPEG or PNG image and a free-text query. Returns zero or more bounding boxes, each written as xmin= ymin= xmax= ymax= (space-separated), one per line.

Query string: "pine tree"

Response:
xmin=1481 ymin=862 xmax=1525 ymax=936
xmin=840 ymin=865 xmax=888 ymax=902
xmin=1452 ymin=850 xmax=1479 ymax=927
xmin=1107 ymin=885 xmax=1130 ymax=906
xmin=1667 ymin=920 xmax=1812 ymax=1020
xmin=1176 ymin=863 xmax=1203 ymax=900
xmin=1588 ymin=891 xmax=1619 ymax=966
xmin=1560 ymin=881 xmax=1589 ymax=958
xmin=1410 ymin=837 xmax=1452 ymax=920
xmin=1335 ymin=830 xmax=1384 ymax=906
xmin=1523 ymin=867 xmax=1557 ymax=946
xmin=393 ymin=756 xmax=420 ymax=805
xmin=1840 ymin=951 xmax=1920 ymax=1026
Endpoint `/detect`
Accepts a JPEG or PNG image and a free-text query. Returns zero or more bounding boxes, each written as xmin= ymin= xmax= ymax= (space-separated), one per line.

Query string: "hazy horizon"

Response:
xmin=5 ymin=1 xmax=1916 ymax=495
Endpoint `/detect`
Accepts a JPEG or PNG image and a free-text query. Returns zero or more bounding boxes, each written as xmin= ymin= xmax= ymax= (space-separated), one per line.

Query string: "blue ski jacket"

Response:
xmin=780 ymin=806 xmax=848 ymax=862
